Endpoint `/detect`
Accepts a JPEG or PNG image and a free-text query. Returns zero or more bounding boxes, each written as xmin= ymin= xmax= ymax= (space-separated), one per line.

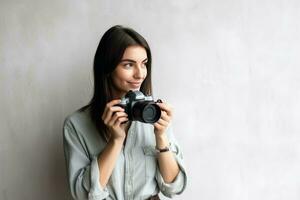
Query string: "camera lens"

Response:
xmin=132 ymin=101 xmax=161 ymax=123
xmin=142 ymin=104 xmax=161 ymax=123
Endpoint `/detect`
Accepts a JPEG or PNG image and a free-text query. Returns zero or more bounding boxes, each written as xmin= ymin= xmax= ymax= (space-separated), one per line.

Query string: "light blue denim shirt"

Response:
xmin=63 ymin=108 xmax=187 ymax=200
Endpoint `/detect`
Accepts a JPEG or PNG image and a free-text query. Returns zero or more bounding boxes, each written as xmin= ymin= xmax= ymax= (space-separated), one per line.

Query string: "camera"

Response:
xmin=117 ymin=90 xmax=161 ymax=123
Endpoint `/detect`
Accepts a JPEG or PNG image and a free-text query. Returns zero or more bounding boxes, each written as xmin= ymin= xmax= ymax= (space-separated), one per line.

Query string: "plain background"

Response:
xmin=1 ymin=0 xmax=300 ymax=199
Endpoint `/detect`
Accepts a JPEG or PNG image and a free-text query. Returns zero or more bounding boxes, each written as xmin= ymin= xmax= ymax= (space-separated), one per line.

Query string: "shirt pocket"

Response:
xmin=142 ymin=145 xmax=157 ymax=178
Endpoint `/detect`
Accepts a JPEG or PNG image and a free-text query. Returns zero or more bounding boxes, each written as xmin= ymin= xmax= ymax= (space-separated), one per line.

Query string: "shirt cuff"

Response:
xmin=155 ymin=151 xmax=187 ymax=198
xmin=156 ymin=169 xmax=186 ymax=198
xmin=84 ymin=156 xmax=109 ymax=200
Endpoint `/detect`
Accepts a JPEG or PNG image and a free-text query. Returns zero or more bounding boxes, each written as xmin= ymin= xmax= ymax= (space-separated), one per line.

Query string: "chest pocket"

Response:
xmin=142 ymin=145 xmax=157 ymax=178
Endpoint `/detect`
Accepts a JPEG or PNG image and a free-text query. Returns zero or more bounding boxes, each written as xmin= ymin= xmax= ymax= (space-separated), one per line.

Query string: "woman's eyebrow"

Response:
xmin=120 ymin=58 xmax=148 ymax=63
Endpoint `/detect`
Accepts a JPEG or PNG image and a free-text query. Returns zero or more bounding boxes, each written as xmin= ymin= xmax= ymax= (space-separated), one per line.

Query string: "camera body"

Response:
xmin=117 ymin=90 xmax=161 ymax=123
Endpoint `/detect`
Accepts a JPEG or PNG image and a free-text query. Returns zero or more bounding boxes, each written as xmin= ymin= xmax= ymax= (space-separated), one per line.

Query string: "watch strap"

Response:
xmin=155 ymin=145 xmax=170 ymax=153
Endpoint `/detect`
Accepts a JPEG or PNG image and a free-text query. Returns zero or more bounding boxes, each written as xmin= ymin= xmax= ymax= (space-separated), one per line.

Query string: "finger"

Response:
xmin=107 ymin=99 xmax=122 ymax=107
xmin=111 ymin=111 xmax=128 ymax=124
xmin=103 ymin=107 xmax=124 ymax=124
xmin=160 ymin=111 xmax=171 ymax=122
xmin=156 ymin=118 xmax=168 ymax=127
xmin=154 ymin=121 xmax=164 ymax=130
xmin=114 ymin=116 xmax=128 ymax=127
xmin=108 ymin=112 xmax=128 ymax=126
xmin=103 ymin=106 xmax=125 ymax=124
xmin=157 ymin=102 xmax=173 ymax=117
xmin=102 ymin=99 xmax=122 ymax=120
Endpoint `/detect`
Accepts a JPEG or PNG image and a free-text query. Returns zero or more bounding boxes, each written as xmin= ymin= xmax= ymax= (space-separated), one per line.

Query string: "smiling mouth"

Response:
xmin=128 ymin=82 xmax=142 ymax=84
xmin=128 ymin=82 xmax=142 ymax=88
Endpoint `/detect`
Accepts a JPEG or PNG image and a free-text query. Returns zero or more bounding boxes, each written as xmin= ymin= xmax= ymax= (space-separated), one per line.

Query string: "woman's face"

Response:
xmin=111 ymin=45 xmax=148 ymax=98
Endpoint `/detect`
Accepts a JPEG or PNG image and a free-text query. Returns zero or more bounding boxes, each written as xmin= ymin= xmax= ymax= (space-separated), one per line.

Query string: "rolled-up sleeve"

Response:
xmin=63 ymin=118 xmax=109 ymax=200
xmin=155 ymin=125 xmax=187 ymax=198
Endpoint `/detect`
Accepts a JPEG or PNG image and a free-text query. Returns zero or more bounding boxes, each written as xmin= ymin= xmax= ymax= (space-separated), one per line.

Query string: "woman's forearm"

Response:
xmin=156 ymin=134 xmax=180 ymax=183
xmin=97 ymin=138 xmax=124 ymax=188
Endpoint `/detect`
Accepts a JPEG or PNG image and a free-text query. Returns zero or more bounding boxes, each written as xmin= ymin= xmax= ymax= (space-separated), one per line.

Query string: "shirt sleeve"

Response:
xmin=63 ymin=118 xmax=109 ymax=200
xmin=155 ymin=125 xmax=187 ymax=198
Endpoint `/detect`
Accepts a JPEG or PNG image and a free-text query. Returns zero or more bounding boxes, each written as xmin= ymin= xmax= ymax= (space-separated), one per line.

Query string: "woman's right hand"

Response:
xmin=101 ymin=99 xmax=128 ymax=141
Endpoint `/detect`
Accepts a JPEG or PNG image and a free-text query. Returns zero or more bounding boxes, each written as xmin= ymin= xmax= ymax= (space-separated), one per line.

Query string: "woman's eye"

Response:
xmin=124 ymin=63 xmax=133 ymax=68
xmin=142 ymin=63 xmax=147 ymax=67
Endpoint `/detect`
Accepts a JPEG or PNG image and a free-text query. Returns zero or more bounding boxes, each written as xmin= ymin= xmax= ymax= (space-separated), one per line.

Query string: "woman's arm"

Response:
xmin=154 ymin=102 xmax=180 ymax=183
xmin=98 ymin=99 xmax=128 ymax=187
xmin=155 ymin=133 xmax=180 ymax=183
xmin=97 ymin=138 xmax=124 ymax=187
xmin=153 ymin=102 xmax=187 ymax=197
xmin=63 ymin=118 xmax=110 ymax=200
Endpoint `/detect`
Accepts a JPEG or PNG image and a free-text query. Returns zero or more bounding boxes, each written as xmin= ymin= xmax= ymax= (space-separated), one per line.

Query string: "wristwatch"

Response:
xmin=155 ymin=145 xmax=170 ymax=153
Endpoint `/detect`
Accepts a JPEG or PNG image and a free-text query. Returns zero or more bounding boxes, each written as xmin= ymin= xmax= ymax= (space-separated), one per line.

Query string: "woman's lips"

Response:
xmin=128 ymin=82 xmax=142 ymax=88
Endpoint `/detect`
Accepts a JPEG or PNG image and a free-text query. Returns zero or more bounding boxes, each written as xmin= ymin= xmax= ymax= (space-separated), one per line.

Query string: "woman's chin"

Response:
xmin=128 ymin=87 xmax=140 ymax=91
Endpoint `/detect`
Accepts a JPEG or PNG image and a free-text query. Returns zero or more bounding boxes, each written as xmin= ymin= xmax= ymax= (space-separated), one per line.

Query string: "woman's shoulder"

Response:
xmin=63 ymin=106 xmax=93 ymax=130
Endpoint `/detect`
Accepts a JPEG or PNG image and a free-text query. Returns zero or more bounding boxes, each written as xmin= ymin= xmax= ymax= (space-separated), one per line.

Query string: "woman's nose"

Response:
xmin=133 ymin=65 xmax=144 ymax=79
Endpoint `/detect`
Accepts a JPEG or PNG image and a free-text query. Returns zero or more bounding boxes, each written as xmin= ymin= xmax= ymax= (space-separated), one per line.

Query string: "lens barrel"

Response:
xmin=132 ymin=101 xmax=161 ymax=123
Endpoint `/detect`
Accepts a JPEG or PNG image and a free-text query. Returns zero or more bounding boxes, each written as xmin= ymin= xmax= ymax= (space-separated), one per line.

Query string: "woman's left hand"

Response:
xmin=154 ymin=101 xmax=173 ymax=136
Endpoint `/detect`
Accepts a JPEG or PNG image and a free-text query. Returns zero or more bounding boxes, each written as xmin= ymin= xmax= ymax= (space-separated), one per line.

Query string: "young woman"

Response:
xmin=63 ymin=25 xmax=187 ymax=200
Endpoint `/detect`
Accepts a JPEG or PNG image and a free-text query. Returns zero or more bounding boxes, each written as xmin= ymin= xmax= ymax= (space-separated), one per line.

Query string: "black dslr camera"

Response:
xmin=117 ymin=90 xmax=161 ymax=123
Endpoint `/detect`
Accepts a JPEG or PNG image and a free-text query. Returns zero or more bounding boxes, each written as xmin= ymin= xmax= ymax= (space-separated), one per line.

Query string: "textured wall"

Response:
xmin=1 ymin=0 xmax=299 ymax=199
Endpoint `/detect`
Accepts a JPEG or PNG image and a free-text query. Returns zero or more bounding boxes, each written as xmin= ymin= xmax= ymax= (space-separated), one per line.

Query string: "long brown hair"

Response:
xmin=80 ymin=25 xmax=153 ymax=141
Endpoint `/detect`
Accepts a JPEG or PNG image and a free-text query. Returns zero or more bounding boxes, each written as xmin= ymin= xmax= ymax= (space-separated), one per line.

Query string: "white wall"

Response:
xmin=1 ymin=0 xmax=299 ymax=199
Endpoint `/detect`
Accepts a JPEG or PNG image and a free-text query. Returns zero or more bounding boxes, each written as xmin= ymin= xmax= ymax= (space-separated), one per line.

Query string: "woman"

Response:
xmin=63 ymin=25 xmax=187 ymax=200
